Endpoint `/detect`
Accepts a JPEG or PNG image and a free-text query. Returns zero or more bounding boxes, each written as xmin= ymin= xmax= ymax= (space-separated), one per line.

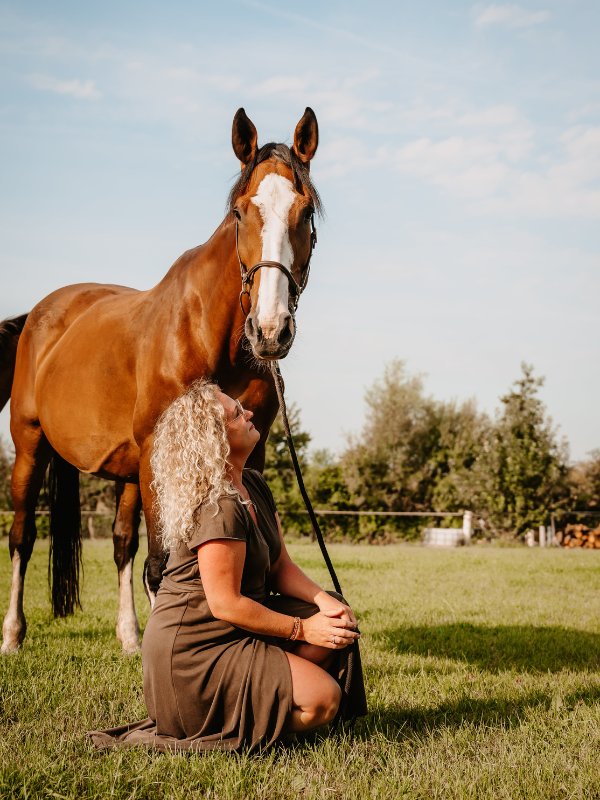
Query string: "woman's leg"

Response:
xmin=283 ymin=651 xmax=341 ymax=732
xmin=292 ymin=642 xmax=335 ymax=670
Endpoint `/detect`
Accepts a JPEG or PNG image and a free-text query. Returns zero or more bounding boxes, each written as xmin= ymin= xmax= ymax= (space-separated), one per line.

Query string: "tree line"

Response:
xmin=265 ymin=360 xmax=600 ymax=542
xmin=1 ymin=360 xmax=599 ymax=542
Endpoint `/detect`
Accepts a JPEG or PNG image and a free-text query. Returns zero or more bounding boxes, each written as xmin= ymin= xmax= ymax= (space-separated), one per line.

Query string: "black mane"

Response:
xmin=226 ymin=142 xmax=323 ymax=218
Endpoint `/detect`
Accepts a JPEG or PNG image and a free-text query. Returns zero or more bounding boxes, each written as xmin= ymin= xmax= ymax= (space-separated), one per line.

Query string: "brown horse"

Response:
xmin=1 ymin=107 xmax=321 ymax=654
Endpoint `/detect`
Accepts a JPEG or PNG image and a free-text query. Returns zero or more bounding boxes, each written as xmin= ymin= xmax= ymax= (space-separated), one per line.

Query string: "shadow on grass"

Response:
xmin=376 ymin=623 xmax=600 ymax=672
xmin=354 ymin=681 xmax=600 ymax=741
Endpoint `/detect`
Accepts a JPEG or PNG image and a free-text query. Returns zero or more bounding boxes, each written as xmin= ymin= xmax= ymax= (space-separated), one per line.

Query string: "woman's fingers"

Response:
xmin=329 ymin=622 xmax=360 ymax=642
xmin=301 ymin=611 xmax=361 ymax=649
xmin=345 ymin=608 xmax=358 ymax=626
xmin=320 ymin=607 xmax=347 ymax=618
xmin=320 ymin=604 xmax=359 ymax=628
xmin=321 ymin=610 xmax=358 ymax=630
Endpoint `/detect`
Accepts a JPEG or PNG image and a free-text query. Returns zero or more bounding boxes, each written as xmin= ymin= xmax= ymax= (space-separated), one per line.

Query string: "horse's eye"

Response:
xmin=305 ymin=208 xmax=314 ymax=222
xmin=233 ymin=208 xmax=242 ymax=221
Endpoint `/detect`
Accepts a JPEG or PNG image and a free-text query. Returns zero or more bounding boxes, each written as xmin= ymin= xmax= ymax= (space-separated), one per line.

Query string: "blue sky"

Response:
xmin=1 ymin=1 xmax=599 ymax=459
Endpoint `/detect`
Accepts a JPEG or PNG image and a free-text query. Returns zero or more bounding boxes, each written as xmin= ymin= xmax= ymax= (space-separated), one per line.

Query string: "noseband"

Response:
xmin=236 ymin=215 xmax=317 ymax=318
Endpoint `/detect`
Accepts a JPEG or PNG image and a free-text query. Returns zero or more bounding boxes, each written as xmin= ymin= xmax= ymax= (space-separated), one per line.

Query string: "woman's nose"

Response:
xmin=246 ymin=409 xmax=254 ymax=420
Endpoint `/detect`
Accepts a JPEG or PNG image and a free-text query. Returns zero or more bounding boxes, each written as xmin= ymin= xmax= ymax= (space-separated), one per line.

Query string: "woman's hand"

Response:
xmin=300 ymin=609 xmax=360 ymax=650
xmin=315 ymin=592 xmax=358 ymax=628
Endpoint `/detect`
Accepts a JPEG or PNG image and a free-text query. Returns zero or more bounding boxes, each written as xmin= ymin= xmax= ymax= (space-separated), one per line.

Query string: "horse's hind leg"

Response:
xmin=2 ymin=426 xmax=52 ymax=654
xmin=113 ymin=481 xmax=142 ymax=653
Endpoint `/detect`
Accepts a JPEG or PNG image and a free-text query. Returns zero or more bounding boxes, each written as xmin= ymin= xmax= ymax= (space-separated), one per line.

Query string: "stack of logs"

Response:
xmin=558 ymin=524 xmax=600 ymax=549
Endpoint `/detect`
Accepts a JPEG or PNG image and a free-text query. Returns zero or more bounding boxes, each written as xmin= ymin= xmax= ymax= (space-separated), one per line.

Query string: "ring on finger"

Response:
xmin=331 ymin=635 xmax=336 ymax=645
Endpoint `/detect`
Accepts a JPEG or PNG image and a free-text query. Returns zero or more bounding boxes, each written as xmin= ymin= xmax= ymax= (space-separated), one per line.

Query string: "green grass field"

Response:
xmin=2 ymin=539 xmax=600 ymax=799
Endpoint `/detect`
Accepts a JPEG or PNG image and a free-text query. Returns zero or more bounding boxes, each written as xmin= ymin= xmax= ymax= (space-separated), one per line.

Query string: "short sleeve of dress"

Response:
xmin=186 ymin=497 xmax=248 ymax=552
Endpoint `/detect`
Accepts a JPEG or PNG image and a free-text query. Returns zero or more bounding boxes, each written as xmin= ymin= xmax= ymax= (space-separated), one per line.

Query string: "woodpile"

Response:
xmin=558 ymin=524 xmax=600 ymax=549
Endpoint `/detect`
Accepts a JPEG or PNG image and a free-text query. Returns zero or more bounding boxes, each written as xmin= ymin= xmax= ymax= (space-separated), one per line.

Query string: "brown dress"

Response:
xmin=88 ymin=470 xmax=367 ymax=753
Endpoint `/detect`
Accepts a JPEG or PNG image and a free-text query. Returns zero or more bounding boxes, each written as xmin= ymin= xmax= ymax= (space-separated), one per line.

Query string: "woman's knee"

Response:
xmin=304 ymin=678 xmax=341 ymax=726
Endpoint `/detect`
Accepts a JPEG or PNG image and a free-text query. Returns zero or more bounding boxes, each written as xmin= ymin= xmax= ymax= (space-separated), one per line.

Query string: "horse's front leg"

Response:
xmin=2 ymin=425 xmax=52 ymax=654
xmin=139 ymin=449 xmax=166 ymax=608
xmin=112 ymin=481 xmax=143 ymax=653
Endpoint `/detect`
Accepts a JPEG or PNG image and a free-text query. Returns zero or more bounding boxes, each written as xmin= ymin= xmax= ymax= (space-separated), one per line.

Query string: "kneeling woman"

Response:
xmin=90 ymin=381 xmax=367 ymax=752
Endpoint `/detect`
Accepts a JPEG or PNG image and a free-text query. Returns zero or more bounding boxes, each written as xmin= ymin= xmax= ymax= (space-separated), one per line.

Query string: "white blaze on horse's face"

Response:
xmin=250 ymin=173 xmax=296 ymax=340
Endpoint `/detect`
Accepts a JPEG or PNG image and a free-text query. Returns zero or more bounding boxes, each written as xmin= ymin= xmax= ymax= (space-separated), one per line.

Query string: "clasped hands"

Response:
xmin=299 ymin=593 xmax=360 ymax=650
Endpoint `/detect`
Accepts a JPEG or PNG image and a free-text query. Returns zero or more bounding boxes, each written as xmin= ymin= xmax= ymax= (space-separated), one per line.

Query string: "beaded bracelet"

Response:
xmin=288 ymin=616 xmax=301 ymax=641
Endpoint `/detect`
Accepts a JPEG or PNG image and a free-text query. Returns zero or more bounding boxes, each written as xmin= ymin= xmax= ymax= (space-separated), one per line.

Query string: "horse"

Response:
xmin=0 ymin=107 xmax=321 ymax=654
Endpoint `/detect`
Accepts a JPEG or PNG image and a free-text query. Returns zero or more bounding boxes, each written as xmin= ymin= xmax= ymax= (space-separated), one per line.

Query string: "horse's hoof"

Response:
xmin=1 ymin=639 xmax=21 ymax=655
xmin=121 ymin=639 xmax=141 ymax=655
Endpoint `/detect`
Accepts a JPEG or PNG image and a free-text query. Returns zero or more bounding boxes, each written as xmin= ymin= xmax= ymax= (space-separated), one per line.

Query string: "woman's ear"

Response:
xmin=292 ymin=107 xmax=319 ymax=165
xmin=232 ymin=108 xmax=258 ymax=166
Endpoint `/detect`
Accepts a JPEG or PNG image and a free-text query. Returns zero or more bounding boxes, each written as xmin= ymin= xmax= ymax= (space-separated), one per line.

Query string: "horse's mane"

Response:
xmin=226 ymin=142 xmax=323 ymax=218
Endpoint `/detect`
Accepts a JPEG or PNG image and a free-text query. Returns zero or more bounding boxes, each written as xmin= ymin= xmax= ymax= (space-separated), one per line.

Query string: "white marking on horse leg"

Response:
xmin=115 ymin=559 xmax=141 ymax=654
xmin=1 ymin=553 xmax=26 ymax=654
xmin=251 ymin=173 xmax=295 ymax=339
xmin=144 ymin=569 xmax=156 ymax=610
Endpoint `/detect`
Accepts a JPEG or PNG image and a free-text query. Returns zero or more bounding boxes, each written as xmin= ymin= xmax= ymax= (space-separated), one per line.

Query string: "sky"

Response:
xmin=1 ymin=0 xmax=599 ymax=460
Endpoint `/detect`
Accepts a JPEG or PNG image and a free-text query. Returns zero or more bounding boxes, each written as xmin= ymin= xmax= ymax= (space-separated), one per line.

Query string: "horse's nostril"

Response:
xmin=278 ymin=319 xmax=293 ymax=347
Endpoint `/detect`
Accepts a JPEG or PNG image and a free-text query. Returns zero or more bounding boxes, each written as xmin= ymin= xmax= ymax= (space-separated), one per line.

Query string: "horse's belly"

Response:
xmin=40 ymin=389 xmax=140 ymax=479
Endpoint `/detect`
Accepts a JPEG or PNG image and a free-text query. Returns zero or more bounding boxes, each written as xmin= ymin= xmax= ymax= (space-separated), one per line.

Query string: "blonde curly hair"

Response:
xmin=150 ymin=379 xmax=244 ymax=552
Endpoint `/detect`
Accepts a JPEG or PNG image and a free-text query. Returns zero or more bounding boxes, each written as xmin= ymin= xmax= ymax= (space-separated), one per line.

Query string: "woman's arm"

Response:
xmin=196 ymin=538 xmax=359 ymax=648
xmin=269 ymin=514 xmax=358 ymax=627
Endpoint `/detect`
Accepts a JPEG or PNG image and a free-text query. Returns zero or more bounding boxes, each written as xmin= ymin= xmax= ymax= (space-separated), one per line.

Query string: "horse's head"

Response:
xmin=230 ymin=108 xmax=320 ymax=361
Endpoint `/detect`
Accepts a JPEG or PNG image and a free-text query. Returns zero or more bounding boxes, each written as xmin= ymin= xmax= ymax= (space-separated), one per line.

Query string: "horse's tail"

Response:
xmin=0 ymin=313 xmax=29 ymax=412
xmin=48 ymin=453 xmax=82 ymax=617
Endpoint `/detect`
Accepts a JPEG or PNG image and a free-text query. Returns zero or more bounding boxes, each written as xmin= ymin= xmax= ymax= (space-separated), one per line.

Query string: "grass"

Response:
xmin=2 ymin=540 xmax=600 ymax=799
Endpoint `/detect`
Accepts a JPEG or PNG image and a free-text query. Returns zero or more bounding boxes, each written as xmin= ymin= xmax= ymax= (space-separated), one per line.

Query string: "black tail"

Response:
xmin=48 ymin=453 xmax=82 ymax=617
xmin=0 ymin=313 xmax=29 ymax=412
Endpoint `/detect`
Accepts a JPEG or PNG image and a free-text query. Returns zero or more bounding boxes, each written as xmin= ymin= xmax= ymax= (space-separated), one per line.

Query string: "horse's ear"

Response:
xmin=232 ymin=108 xmax=258 ymax=166
xmin=292 ymin=107 xmax=319 ymax=165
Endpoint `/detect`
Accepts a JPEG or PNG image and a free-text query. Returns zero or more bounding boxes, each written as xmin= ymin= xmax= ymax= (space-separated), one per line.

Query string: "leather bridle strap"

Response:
xmin=236 ymin=215 xmax=317 ymax=317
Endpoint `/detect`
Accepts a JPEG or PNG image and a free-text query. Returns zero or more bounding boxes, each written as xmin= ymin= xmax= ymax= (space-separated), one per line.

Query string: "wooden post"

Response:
xmin=462 ymin=510 xmax=473 ymax=545
xmin=87 ymin=514 xmax=95 ymax=540
xmin=539 ymin=525 xmax=546 ymax=548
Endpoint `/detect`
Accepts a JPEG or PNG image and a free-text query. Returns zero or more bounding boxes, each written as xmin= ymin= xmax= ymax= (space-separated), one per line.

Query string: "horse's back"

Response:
xmin=11 ymin=282 xmax=141 ymax=425
xmin=27 ymin=283 xmax=138 ymax=339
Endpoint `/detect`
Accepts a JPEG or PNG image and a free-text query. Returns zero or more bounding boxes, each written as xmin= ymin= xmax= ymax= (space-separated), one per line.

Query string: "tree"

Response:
xmin=455 ymin=363 xmax=569 ymax=538
xmin=566 ymin=449 xmax=600 ymax=514
xmin=263 ymin=404 xmax=311 ymax=534
xmin=0 ymin=437 xmax=14 ymax=512
xmin=303 ymin=448 xmax=356 ymax=540
xmin=341 ymin=359 xmax=487 ymax=540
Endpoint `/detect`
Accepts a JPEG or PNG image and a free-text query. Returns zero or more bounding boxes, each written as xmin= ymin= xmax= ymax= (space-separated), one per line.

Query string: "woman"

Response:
xmin=89 ymin=380 xmax=367 ymax=752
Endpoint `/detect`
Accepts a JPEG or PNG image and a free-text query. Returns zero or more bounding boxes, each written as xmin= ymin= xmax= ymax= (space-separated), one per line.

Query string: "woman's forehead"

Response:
xmin=216 ymin=392 xmax=237 ymax=418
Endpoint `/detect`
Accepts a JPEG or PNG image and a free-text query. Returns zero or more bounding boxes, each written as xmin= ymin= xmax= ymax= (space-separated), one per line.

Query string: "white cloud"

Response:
xmin=315 ymin=136 xmax=386 ymax=178
xmin=27 ymin=74 xmax=100 ymax=98
xmin=473 ymin=4 xmax=549 ymax=29
xmin=392 ymin=122 xmax=600 ymax=219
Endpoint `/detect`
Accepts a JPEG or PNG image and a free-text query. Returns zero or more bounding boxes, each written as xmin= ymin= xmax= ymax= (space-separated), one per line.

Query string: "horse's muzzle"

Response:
xmin=245 ymin=311 xmax=296 ymax=360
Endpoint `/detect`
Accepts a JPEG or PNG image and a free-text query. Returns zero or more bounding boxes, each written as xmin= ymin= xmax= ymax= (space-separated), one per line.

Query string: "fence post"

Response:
xmin=463 ymin=510 xmax=473 ymax=545
xmin=539 ymin=525 xmax=546 ymax=548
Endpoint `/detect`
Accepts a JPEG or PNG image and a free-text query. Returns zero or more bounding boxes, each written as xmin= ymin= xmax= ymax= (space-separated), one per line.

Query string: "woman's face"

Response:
xmin=217 ymin=393 xmax=261 ymax=458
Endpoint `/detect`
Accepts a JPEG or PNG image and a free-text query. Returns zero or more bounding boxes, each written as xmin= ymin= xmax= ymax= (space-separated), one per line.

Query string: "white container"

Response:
xmin=422 ymin=528 xmax=465 ymax=547
xmin=525 ymin=530 xmax=536 ymax=547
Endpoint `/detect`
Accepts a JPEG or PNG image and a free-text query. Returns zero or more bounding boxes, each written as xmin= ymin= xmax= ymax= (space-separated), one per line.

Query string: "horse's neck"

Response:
xmin=150 ymin=217 xmax=245 ymax=369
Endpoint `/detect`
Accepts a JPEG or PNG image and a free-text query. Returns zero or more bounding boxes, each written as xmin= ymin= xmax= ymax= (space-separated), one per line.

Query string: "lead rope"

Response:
xmin=270 ymin=360 xmax=355 ymax=726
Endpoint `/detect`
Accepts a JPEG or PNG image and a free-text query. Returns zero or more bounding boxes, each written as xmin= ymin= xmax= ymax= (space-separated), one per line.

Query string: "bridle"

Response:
xmin=236 ymin=214 xmax=317 ymax=318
